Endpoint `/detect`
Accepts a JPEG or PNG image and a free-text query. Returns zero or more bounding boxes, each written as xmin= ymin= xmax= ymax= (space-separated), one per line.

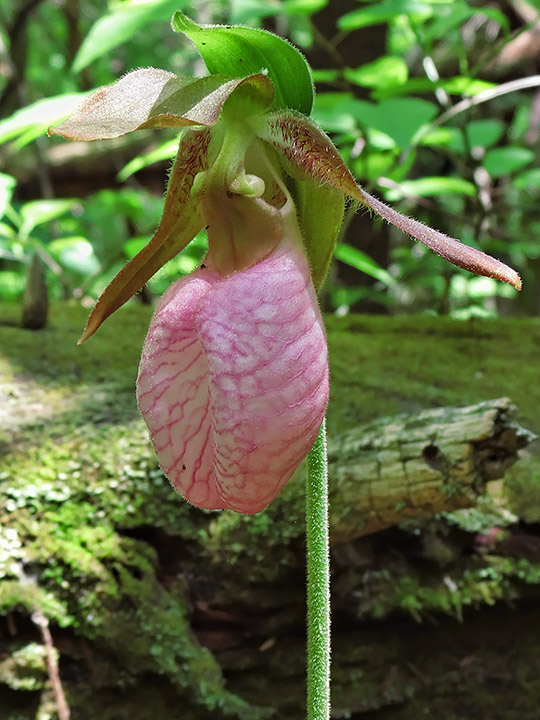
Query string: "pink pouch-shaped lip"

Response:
xmin=137 ymin=240 xmax=329 ymax=513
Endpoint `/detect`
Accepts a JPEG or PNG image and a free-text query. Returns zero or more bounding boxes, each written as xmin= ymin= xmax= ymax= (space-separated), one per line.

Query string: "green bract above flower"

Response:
xmin=49 ymin=13 xmax=521 ymax=344
xmin=171 ymin=11 xmax=314 ymax=115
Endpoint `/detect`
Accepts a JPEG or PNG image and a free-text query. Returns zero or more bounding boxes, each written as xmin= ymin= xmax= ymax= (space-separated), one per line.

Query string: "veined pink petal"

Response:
xmin=137 ymin=240 xmax=329 ymax=513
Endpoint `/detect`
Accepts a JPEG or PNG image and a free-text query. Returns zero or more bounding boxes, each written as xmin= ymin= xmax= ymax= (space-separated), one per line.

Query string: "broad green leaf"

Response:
xmin=384 ymin=176 xmax=476 ymax=201
xmin=351 ymin=98 xmax=438 ymax=149
xmin=48 ymin=237 xmax=101 ymax=275
xmin=338 ymin=0 xmax=434 ymax=30
xmin=333 ymin=244 xmax=394 ymax=286
xmin=423 ymin=3 xmax=509 ymax=43
xmin=79 ymin=129 xmax=210 ymax=342
xmin=509 ymin=104 xmax=532 ymax=139
xmin=311 ymin=69 xmax=340 ymax=83
xmin=448 ymin=120 xmax=505 ymax=154
xmin=374 ymin=76 xmax=496 ymax=100
xmin=483 ymin=147 xmax=535 ymax=178
xmin=252 ymin=112 xmax=521 ymax=290
xmin=172 ymin=12 xmax=313 ymax=115
xmin=50 ymin=70 xmax=273 ymax=141
xmin=0 ymin=94 xmax=87 ymax=146
xmin=72 ymin=0 xmax=189 ymax=73
xmin=20 ymin=199 xmax=76 ymax=238
xmin=345 ymin=57 xmax=408 ymax=90
xmin=0 ymin=174 xmax=16 ymax=219
xmin=364 ymin=129 xmax=397 ymax=151
xmin=0 ymin=270 xmax=25 ymax=300
xmin=418 ymin=127 xmax=455 ymax=147
xmin=312 ymin=92 xmax=359 ymax=133
xmin=118 ymin=138 xmax=180 ymax=181
xmin=513 ymin=168 xmax=540 ymax=190
xmin=442 ymin=77 xmax=496 ymax=96
xmin=229 ymin=0 xmax=327 ymax=23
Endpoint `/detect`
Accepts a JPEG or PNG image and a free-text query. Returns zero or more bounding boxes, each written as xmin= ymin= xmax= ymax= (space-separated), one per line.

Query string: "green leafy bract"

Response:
xmin=172 ymin=12 xmax=314 ymax=115
xmin=284 ymin=166 xmax=344 ymax=291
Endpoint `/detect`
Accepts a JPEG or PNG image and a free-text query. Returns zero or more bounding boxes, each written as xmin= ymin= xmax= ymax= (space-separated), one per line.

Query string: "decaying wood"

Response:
xmin=327 ymin=398 xmax=535 ymax=541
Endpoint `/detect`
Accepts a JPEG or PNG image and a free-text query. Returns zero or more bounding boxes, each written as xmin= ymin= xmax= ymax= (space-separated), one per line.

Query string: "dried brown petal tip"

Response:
xmin=508 ymin=271 xmax=522 ymax=292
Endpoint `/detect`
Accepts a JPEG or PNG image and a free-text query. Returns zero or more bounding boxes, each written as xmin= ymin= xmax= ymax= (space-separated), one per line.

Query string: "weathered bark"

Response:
xmin=328 ymin=398 xmax=535 ymax=541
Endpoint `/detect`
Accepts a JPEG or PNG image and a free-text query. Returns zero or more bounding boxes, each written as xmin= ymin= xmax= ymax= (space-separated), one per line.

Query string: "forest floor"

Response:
xmin=1 ymin=302 xmax=540 ymax=720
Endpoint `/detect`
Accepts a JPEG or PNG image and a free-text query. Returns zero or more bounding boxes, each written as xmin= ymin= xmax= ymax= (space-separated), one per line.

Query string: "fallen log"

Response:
xmin=328 ymin=397 xmax=536 ymax=541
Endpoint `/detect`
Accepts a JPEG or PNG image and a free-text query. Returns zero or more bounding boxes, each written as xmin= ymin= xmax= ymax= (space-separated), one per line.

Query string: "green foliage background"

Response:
xmin=1 ymin=0 xmax=539 ymax=318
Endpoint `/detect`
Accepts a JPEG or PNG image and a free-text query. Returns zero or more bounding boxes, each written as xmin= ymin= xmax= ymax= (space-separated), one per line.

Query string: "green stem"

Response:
xmin=306 ymin=417 xmax=330 ymax=720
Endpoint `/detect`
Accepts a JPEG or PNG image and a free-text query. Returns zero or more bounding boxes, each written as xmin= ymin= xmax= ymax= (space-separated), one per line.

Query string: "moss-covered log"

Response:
xmin=1 ymin=305 xmax=540 ymax=720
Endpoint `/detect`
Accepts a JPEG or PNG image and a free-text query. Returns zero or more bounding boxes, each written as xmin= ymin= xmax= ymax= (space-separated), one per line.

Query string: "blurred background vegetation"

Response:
xmin=1 ymin=0 xmax=539 ymax=322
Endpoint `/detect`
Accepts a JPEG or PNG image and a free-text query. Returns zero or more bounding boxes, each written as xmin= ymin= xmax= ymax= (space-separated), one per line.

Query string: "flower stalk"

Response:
xmin=306 ymin=418 xmax=330 ymax=720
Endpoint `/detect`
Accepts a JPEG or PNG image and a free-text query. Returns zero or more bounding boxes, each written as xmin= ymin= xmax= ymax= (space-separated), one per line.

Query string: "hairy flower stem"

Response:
xmin=306 ymin=417 xmax=330 ymax=720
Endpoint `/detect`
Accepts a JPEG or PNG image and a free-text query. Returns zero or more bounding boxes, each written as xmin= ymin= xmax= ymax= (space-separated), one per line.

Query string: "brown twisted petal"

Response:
xmin=78 ymin=128 xmax=212 ymax=343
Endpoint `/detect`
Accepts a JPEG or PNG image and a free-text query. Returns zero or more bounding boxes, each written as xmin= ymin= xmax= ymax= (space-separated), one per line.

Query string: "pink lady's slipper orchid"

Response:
xmin=136 ymin=128 xmax=329 ymax=513
xmin=50 ymin=14 xmax=521 ymax=514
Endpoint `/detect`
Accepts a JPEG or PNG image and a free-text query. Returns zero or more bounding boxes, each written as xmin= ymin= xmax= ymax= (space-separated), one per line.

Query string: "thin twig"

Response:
xmin=31 ymin=609 xmax=70 ymax=720
xmin=432 ymin=75 xmax=540 ymax=126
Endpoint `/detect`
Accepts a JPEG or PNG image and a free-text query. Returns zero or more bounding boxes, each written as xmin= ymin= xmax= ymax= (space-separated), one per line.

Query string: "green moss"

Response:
xmin=0 ymin=644 xmax=48 ymax=692
xmin=325 ymin=314 xmax=540 ymax=436
xmin=0 ymin=304 xmax=274 ymax=718
xmin=0 ymin=581 xmax=68 ymax=624
xmin=505 ymin=462 xmax=540 ymax=522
